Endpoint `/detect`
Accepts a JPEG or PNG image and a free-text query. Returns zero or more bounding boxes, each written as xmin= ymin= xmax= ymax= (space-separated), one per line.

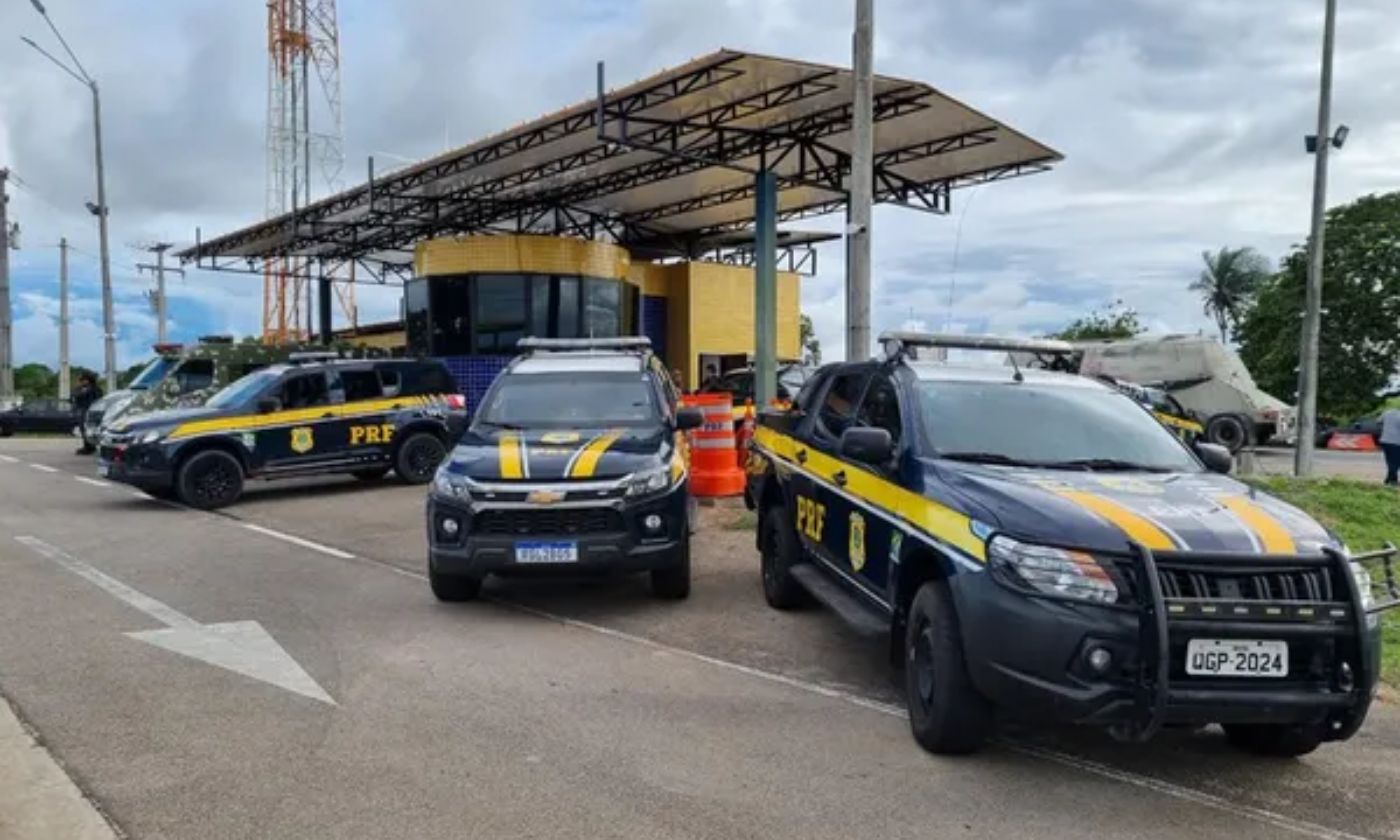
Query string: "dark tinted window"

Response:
xmin=479 ymin=372 xmax=658 ymax=428
xmin=340 ymin=369 xmax=383 ymax=402
xmin=856 ymin=374 xmax=902 ymax=447
xmin=174 ymin=359 xmax=215 ymax=393
xmin=557 ymin=278 xmax=580 ymax=338
xmin=622 ymin=282 xmax=639 ymax=334
xmin=815 ymin=370 xmax=868 ymax=442
xmin=529 ymin=276 xmax=550 ymax=338
xmin=475 ymin=275 xmax=527 ymax=353
xmin=400 ymin=363 xmax=455 ymax=396
xmin=280 ymin=372 xmax=330 ymax=409
xmin=429 ymin=276 xmax=471 ymax=355
xmin=405 ymin=278 xmax=431 ymax=356
xmin=377 ymin=365 xmax=402 ymax=396
xmin=584 ymin=278 xmax=620 ymax=338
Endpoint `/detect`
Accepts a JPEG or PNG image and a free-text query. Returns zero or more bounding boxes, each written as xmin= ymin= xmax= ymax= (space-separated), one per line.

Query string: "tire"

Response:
xmin=1223 ymin=723 xmax=1326 ymax=758
xmin=650 ymin=539 xmax=691 ymax=600
xmin=760 ymin=503 xmax=808 ymax=609
xmin=904 ymin=580 xmax=992 ymax=755
xmin=175 ymin=449 xmax=245 ymax=510
xmin=352 ymin=467 xmax=392 ymax=481
xmin=1205 ymin=414 xmax=1250 ymax=453
xmin=395 ymin=432 xmax=447 ymax=484
xmin=429 ymin=566 xmax=482 ymax=602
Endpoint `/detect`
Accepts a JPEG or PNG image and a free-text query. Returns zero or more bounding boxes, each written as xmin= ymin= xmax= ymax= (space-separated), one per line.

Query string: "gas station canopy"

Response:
xmin=177 ymin=48 xmax=1061 ymax=283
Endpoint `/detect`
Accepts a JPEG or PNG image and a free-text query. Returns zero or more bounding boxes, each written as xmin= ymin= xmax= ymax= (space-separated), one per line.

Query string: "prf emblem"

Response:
xmin=849 ymin=511 xmax=866 ymax=572
xmin=795 ymin=496 xmax=825 ymax=542
xmin=349 ymin=423 xmax=395 ymax=445
xmin=289 ymin=426 xmax=314 ymax=454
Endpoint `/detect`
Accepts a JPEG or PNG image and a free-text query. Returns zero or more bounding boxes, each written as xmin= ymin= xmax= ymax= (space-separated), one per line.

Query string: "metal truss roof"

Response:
xmin=178 ymin=48 xmax=1060 ymax=284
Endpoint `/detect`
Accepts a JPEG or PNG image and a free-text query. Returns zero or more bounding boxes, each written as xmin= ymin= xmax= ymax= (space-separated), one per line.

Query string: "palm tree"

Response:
xmin=1191 ymin=247 xmax=1270 ymax=344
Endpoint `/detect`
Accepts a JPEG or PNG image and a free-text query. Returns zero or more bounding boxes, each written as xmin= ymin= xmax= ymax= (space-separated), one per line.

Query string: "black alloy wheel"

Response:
xmin=396 ymin=432 xmax=447 ymax=484
xmin=176 ymin=450 xmax=245 ymax=510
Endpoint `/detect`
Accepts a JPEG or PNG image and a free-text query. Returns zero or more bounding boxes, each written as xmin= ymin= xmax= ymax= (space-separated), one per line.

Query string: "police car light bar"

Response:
xmin=516 ymin=337 xmax=653 ymax=352
xmin=879 ymin=331 xmax=1074 ymax=360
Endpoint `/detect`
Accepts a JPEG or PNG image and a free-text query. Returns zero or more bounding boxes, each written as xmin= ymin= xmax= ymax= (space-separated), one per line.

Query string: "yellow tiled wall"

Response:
xmin=415 ymin=235 xmax=634 ymax=282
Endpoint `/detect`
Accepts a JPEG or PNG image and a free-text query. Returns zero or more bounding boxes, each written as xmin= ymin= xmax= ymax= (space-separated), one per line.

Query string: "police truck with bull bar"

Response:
xmin=746 ymin=332 xmax=1399 ymax=756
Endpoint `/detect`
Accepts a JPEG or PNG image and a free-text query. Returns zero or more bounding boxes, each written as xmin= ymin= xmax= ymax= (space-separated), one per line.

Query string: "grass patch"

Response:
xmin=1248 ymin=476 xmax=1400 ymax=686
xmin=724 ymin=510 xmax=758 ymax=531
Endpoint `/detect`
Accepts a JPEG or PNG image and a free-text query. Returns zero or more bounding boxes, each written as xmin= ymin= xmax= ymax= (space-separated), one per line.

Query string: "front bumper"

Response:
xmin=427 ymin=481 xmax=691 ymax=579
xmin=955 ymin=543 xmax=1397 ymax=740
xmin=97 ymin=440 xmax=174 ymax=490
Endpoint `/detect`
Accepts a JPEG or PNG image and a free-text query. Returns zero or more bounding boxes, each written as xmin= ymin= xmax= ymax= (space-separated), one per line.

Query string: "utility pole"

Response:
xmin=58 ymin=238 xmax=69 ymax=399
xmin=847 ymin=0 xmax=874 ymax=362
xmin=1294 ymin=0 xmax=1338 ymax=478
xmin=137 ymin=243 xmax=183 ymax=344
xmin=0 ymin=168 xmax=12 ymax=400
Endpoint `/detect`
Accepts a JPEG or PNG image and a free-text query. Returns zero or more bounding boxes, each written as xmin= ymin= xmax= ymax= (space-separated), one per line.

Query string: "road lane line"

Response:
xmin=75 ymin=476 xmax=115 ymax=489
xmin=28 ymin=463 xmax=59 ymax=473
xmin=0 ymin=454 xmax=18 ymax=463
xmin=221 ymin=524 xmax=1376 ymax=840
xmin=241 ymin=523 xmax=355 ymax=559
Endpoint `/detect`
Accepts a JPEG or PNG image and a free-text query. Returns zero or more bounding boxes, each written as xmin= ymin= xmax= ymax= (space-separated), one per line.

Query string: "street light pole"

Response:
xmin=1294 ymin=0 xmax=1338 ymax=478
xmin=847 ymin=0 xmax=874 ymax=362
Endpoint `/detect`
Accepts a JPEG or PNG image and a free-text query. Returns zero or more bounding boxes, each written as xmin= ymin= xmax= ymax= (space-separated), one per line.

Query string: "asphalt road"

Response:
xmin=1 ymin=438 xmax=1398 ymax=839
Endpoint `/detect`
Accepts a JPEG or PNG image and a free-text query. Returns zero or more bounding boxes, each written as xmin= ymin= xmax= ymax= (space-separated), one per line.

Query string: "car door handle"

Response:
xmin=796 ymin=448 xmax=808 ymax=464
xmin=392 ymin=403 xmax=403 ymax=410
xmin=321 ymin=412 xmax=335 ymax=419
xmin=833 ymin=470 xmax=847 ymax=487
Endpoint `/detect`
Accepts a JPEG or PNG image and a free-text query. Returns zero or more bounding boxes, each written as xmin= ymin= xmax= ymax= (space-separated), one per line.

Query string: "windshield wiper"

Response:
xmin=937 ymin=451 xmax=1048 ymax=468
xmin=1047 ymin=458 xmax=1172 ymax=473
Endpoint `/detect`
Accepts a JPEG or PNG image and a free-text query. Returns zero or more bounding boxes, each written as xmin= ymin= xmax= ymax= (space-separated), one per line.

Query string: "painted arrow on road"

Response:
xmin=15 ymin=536 xmax=335 ymax=705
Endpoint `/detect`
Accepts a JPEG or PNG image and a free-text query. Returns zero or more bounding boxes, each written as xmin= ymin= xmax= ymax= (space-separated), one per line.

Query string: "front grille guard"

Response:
xmin=993 ymin=540 xmax=1400 ymax=741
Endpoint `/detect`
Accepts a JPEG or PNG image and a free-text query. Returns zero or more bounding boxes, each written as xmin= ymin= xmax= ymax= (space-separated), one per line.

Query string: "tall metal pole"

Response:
xmin=1293 ymin=0 xmax=1337 ymax=478
xmin=91 ymin=81 xmax=116 ymax=391
xmin=0 ymin=168 xmax=12 ymax=400
xmin=847 ymin=0 xmax=874 ymax=362
xmin=58 ymin=238 xmax=70 ymax=399
xmin=754 ymin=170 xmax=778 ymax=408
xmin=137 ymin=244 xmax=182 ymax=345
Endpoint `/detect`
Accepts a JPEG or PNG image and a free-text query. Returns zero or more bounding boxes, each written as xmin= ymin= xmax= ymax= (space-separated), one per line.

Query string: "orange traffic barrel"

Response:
xmin=682 ymin=393 xmax=746 ymax=496
xmin=1328 ymin=432 xmax=1379 ymax=452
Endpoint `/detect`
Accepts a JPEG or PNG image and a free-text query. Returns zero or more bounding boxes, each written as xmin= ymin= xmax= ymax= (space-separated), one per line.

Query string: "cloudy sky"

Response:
xmin=2 ymin=0 xmax=1397 ymax=371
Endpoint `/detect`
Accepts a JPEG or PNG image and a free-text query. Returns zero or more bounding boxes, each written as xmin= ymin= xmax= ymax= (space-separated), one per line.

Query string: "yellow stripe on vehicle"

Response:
xmin=498 ymin=434 xmax=524 ymax=479
xmin=1153 ymin=411 xmax=1203 ymax=434
xmin=1053 ymin=490 xmax=1177 ymax=550
xmin=568 ymin=431 xmax=623 ymax=479
xmin=752 ymin=426 xmax=986 ymax=562
xmin=166 ymin=397 xmax=409 ymax=440
xmin=1220 ymin=496 xmax=1297 ymax=553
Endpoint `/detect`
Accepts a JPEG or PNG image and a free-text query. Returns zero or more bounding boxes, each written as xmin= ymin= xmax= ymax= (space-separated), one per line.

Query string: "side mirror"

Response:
xmin=257 ymin=397 xmax=281 ymax=414
xmin=1195 ymin=442 xmax=1233 ymax=475
xmin=675 ymin=407 xmax=704 ymax=431
xmin=839 ymin=427 xmax=893 ymax=466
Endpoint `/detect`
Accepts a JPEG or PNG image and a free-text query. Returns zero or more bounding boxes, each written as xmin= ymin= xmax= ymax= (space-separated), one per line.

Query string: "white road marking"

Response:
xmin=28 ymin=463 xmax=59 ymax=473
xmin=14 ymin=536 xmax=336 ymax=705
xmin=0 ymin=454 xmax=19 ymax=463
xmin=75 ymin=476 xmax=115 ymax=489
xmin=241 ymin=523 xmax=355 ymax=559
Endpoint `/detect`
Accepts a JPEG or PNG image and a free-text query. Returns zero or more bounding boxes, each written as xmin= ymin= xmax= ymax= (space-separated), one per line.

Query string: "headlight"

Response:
xmin=1349 ymin=562 xmax=1375 ymax=612
xmin=432 ymin=467 xmax=470 ymax=499
xmin=136 ymin=429 xmax=166 ymax=445
xmin=625 ymin=464 xmax=671 ymax=497
xmin=988 ymin=535 xmax=1119 ymax=604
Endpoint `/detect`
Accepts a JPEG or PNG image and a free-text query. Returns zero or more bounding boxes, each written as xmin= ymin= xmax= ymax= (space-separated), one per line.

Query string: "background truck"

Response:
xmin=1073 ymin=335 xmax=1295 ymax=452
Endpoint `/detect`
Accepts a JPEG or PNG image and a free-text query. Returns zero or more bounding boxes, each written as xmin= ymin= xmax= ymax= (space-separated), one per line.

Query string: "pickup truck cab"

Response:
xmin=746 ymin=332 xmax=1397 ymax=756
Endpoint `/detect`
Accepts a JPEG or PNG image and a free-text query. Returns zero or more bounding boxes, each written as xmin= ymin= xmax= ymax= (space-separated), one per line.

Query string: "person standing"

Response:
xmin=1381 ymin=405 xmax=1400 ymax=486
xmin=72 ymin=373 xmax=103 ymax=454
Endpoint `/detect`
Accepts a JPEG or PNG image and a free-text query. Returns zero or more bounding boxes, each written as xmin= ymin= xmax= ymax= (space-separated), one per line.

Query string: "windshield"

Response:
xmin=206 ymin=370 xmax=279 ymax=410
xmin=477 ymin=372 xmax=659 ymax=428
xmin=917 ymin=380 xmax=1200 ymax=472
xmin=128 ymin=356 xmax=178 ymax=390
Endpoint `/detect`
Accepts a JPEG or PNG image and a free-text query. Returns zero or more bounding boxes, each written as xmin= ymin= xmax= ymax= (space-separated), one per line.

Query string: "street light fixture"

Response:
xmin=21 ymin=1 xmax=117 ymax=391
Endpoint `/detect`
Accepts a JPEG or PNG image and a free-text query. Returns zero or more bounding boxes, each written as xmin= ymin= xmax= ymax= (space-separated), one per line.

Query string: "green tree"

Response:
xmin=1190 ymin=246 xmax=1270 ymax=343
xmin=798 ymin=313 xmax=821 ymax=365
xmin=1237 ymin=192 xmax=1400 ymax=419
xmin=1049 ymin=302 xmax=1145 ymax=341
xmin=14 ymin=363 xmax=57 ymax=399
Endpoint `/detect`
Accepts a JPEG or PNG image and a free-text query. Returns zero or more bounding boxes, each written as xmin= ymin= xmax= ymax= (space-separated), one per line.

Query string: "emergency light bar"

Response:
xmin=879 ymin=331 xmax=1074 ymax=360
xmin=517 ymin=337 xmax=652 ymax=352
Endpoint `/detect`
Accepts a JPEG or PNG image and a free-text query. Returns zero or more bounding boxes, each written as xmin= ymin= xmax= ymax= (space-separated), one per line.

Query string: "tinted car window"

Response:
xmin=377 ymin=365 xmax=402 ymax=396
xmin=340 ymin=369 xmax=383 ymax=402
xmin=400 ymin=363 xmax=456 ymax=396
xmin=280 ymin=372 xmax=330 ymax=409
xmin=815 ymin=370 xmax=868 ymax=442
xmin=175 ymin=359 xmax=215 ymax=393
xmin=479 ymin=373 xmax=658 ymax=428
xmin=856 ymin=374 xmax=902 ymax=447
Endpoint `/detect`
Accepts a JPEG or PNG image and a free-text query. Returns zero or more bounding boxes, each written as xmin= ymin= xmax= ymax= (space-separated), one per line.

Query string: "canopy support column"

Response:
xmin=754 ymin=169 xmax=777 ymax=408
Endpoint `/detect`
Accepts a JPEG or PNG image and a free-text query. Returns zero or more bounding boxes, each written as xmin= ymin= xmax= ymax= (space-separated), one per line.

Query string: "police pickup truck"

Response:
xmin=746 ymin=332 xmax=1399 ymax=756
xmin=427 ymin=338 xmax=702 ymax=603
xmin=99 ymin=356 xmax=466 ymax=509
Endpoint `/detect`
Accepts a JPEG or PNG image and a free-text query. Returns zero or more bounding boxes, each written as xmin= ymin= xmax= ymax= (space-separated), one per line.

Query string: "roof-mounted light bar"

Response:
xmin=516 ymin=336 xmax=653 ymax=353
xmin=879 ymin=331 xmax=1074 ymax=361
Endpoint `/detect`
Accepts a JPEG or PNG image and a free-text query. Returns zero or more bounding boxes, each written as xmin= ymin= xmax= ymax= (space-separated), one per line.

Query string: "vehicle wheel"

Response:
xmin=395 ymin=432 xmax=447 ymax=484
xmin=760 ymin=503 xmax=808 ymax=609
xmin=1223 ymin=723 xmax=1325 ymax=758
xmin=352 ymin=467 xmax=392 ymax=481
xmin=1205 ymin=414 xmax=1250 ymax=453
xmin=429 ymin=566 xmax=482 ymax=602
xmin=650 ymin=539 xmax=691 ymax=600
xmin=904 ymin=580 xmax=992 ymax=755
xmin=175 ymin=449 xmax=244 ymax=510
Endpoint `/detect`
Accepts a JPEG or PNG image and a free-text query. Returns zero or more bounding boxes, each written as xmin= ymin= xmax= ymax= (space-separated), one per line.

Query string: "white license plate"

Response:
xmin=514 ymin=541 xmax=578 ymax=564
xmin=1186 ymin=639 xmax=1288 ymax=678
xmin=97 ymin=463 xmax=110 ymax=477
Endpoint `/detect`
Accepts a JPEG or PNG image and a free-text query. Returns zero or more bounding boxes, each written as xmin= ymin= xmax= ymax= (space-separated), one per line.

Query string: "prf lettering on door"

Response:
xmin=795 ymin=496 xmax=826 ymax=541
xmin=349 ymin=424 xmax=395 ymax=445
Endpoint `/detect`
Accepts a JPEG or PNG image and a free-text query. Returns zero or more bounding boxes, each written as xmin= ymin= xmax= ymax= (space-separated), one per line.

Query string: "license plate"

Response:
xmin=97 ymin=463 xmax=110 ymax=477
xmin=514 ymin=541 xmax=578 ymax=564
xmin=1186 ymin=639 xmax=1288 ymax=678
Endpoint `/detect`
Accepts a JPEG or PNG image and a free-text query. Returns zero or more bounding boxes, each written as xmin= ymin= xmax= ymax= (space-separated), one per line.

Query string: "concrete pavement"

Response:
xmin=1 ymin=437 xmax=1398 ymax=839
